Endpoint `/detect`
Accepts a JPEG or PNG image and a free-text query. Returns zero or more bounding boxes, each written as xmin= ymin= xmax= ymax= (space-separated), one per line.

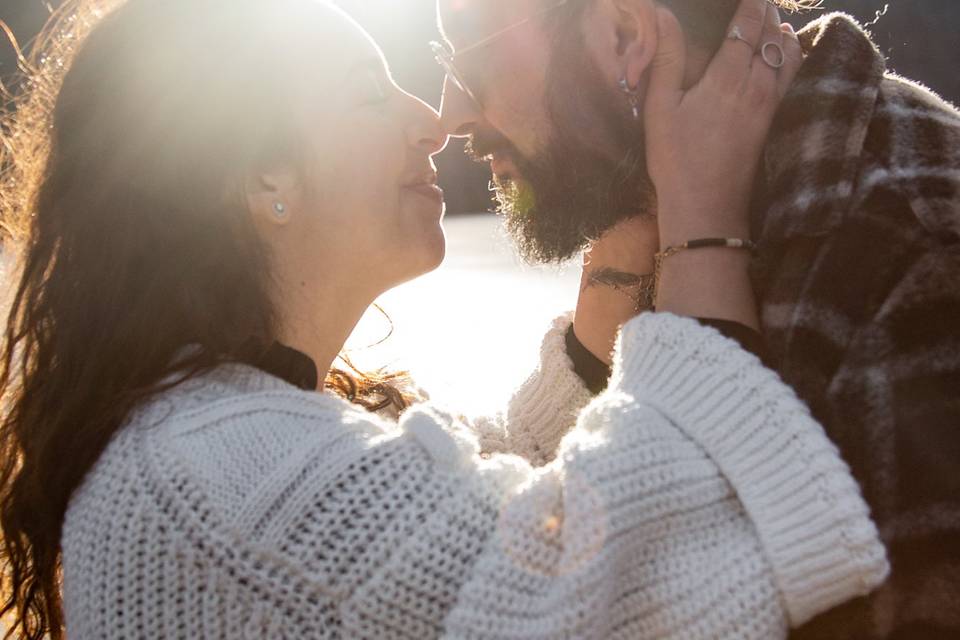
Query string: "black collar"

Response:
xmin=252 ymin=342 xmax=319 ymax=391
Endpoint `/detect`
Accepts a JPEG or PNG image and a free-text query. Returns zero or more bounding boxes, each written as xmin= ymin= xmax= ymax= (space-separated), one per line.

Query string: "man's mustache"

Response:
xmin=464 ymin=127 xmax=518 ymax=164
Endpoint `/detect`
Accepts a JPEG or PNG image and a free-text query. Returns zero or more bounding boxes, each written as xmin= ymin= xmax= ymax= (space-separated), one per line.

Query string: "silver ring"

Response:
xmin=728 ymin=25 xmax=750 ymax=45
xmin=761 ymin=41 xmax=786 ymax=69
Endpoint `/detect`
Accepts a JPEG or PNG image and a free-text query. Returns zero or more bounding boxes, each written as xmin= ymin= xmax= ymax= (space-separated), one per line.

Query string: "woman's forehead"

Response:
xmin=290 ymin=2 xmax=388 ymax=82
xmin=436 ymin=0 xmax=528 ymax=49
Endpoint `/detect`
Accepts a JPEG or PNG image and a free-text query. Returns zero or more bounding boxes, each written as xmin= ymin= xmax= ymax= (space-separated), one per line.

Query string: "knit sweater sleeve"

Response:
xmin=472 ymin=313 xmax=594 ymax=467
xmin=170 ymin=313 xmax=886 ymax=638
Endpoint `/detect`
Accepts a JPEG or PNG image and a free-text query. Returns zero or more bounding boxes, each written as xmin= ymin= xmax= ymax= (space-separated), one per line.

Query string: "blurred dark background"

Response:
xmin=1 ymin=0 xmax=957 ymax=215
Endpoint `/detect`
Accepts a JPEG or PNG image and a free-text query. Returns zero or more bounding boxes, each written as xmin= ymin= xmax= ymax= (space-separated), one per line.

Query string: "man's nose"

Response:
xmin=439 ymin=75 xmax=481 ymax=138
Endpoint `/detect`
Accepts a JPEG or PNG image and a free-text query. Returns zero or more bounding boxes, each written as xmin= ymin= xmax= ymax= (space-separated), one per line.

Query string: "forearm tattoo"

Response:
xmin=583 ymin=267 xmax=656 ymax=311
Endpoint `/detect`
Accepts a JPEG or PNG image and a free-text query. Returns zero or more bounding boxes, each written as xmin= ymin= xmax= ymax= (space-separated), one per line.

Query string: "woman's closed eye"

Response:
xmin=355 ymin=68 xmax=392 ymax=107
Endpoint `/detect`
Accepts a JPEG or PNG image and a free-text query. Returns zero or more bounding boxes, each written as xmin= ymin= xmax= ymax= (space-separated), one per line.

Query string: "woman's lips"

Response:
xmin=405 ymin=183 xmax=445 ymax=206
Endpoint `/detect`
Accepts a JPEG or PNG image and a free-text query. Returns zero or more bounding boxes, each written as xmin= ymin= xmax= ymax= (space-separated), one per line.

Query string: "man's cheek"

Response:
xmin=483 ymin=92 xmax=552 ymax=159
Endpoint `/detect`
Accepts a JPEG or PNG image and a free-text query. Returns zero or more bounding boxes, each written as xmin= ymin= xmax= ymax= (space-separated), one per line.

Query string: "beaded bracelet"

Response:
xmin=653 ymin=237 xmax=758 ymax=302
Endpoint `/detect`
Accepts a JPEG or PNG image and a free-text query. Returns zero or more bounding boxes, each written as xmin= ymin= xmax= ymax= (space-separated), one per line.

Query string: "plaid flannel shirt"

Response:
xmin=749 ymin=13 xmax=960 ymax=639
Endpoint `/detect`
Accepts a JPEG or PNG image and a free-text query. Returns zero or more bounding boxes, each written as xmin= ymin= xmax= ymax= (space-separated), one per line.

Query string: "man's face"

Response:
xmin=437 ymin=0 xmax=655 ymax=263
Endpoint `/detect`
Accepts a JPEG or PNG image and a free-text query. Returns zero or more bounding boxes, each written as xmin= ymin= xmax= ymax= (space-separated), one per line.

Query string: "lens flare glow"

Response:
xmin=345 ymin=215 xmax=579 ymax=416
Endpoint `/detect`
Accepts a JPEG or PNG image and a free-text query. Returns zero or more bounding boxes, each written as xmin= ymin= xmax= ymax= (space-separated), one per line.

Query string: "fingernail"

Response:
xmin=781 ymin=22 xmax=795 ymax=34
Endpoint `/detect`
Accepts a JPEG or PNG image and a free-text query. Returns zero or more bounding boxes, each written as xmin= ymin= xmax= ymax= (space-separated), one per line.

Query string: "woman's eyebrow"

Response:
xmin=342 ymin=57 xmax=390 ymax=84
xmin=438 ymin=3 xmax=495 ymax=52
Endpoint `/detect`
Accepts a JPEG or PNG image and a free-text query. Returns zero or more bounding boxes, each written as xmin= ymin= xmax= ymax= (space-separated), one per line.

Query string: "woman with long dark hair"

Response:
xmin=0 ymin=0 xmax=886 ymax=638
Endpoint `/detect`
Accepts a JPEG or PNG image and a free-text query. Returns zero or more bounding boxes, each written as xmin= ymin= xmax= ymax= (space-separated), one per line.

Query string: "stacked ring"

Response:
xmin=728 ymin=25 xmax=750 ymax=45
xmin=761 ymin=41 xmax=786 ymax=69
xmin=729 ymin=23 xmax=787 ymax=70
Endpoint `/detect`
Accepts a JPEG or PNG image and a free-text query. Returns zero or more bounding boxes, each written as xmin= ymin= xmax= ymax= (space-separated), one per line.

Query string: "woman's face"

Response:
xmin=252 ymin=3 xmax=449 ymax=303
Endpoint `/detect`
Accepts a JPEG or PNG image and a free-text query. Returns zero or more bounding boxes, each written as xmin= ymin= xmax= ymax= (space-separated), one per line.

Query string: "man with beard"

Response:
xmin=434 ymin=0 xmax=960 ymax=638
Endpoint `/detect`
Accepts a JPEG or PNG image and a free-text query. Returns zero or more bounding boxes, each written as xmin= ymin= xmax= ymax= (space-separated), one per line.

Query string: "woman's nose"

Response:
xmin=406 ymin=94 xmax=449 ymax=156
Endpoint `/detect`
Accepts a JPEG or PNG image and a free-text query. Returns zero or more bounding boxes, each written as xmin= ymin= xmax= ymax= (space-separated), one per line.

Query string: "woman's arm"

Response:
xmin=472 ymin=313 xmax=594 ymax=467
xmin=647 ymin=5 xmax=803 ymax=326
xmin=335 ymin=6 xmax=878 ymax=634
xmin=218 ymin=313 xmax=886 ymax=638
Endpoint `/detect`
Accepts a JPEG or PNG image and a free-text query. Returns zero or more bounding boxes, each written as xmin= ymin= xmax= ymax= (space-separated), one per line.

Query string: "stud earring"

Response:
xmin=619 ymin=75 xmax=641 ymax=121
xmin=273 ymin=202 xmax=287 ymax=218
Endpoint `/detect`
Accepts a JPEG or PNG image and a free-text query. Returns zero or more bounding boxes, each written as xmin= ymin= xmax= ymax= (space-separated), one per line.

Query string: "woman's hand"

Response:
xmin=645 ymin=0 xmax=803 ymax=328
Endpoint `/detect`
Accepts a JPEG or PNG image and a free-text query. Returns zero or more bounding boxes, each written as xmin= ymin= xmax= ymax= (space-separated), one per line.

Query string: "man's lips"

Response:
xmin=490 ymin=155 xmax=519 ymax=182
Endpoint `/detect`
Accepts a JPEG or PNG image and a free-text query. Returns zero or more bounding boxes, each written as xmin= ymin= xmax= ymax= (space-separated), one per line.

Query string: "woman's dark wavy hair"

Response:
xmin=0 ymin=1 xmax=414 ymax=637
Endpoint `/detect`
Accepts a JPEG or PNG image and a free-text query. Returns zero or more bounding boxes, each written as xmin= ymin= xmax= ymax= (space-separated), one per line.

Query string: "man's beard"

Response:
xmin=470 ymin=27 xmax=656 ymax=264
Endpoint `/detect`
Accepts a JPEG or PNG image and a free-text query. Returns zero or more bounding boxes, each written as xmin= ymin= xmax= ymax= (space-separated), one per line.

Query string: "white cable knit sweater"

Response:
xmin=61 ymin=313 xmax=888 ymax=638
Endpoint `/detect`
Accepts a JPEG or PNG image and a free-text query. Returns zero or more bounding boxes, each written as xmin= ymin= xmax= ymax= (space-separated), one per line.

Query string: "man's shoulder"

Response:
xmin=856 ymin=73 xmax=960 ymax=242
xmin=877 ymin=71 xmax=960 ymax=140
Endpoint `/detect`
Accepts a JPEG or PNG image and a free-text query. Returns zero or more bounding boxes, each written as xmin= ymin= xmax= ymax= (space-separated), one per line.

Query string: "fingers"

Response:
xmin=748 ymin=3 xmax=783 ymax=86
xmin=777 ymin=23 xmax=804 ymax=97
xmin=706 ymin=0 xmax=769 ymax=91
xmin=646 ymin=7 xmax=687 ymax=113
xmin=717 ymin=0 xmax=769 ymax=68
xmin=760 ymin=2 xmax=784 ymax=53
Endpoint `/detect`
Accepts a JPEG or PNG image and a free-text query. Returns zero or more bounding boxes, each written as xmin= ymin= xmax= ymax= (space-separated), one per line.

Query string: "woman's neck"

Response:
xmin=276 ymin=281 xmax=378 ymax=390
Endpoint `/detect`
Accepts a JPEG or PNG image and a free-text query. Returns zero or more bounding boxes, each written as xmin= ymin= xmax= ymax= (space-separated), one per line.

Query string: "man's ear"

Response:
xmin=245 ymin=168 xmax=301 ymax=227
xmin=580 ymin=0 xmax=658 ymax=89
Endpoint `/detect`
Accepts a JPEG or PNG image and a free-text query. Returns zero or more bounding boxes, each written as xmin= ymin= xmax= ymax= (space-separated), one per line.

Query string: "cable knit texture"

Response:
xmin=61 ymin=314 xmax=888 ymax=639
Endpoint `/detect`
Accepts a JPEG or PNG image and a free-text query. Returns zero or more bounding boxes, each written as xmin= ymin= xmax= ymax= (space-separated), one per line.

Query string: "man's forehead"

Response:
xmin=436 ymin=0 xmax=530 ymax=48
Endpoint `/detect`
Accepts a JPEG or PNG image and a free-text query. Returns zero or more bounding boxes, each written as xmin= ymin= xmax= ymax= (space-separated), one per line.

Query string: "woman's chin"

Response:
xmin=414 ymin=210 xmax=447 ymax=266
xmin=413 ymin=225 xmax=446 ymax=275
xmin=382 ymin=226 xmax=446 ymax=290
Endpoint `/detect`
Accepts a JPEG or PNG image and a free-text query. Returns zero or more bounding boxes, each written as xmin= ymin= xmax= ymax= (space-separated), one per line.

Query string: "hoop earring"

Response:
xmin=619 ymin=75 xmax=641 ymax=121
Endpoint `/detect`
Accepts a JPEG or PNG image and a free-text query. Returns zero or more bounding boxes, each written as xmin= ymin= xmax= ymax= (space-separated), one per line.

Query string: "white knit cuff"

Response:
xmin=505 ymin=313 xmax=594 ymax=466
xmin=611 ymin=313 xmax=889 ymax=627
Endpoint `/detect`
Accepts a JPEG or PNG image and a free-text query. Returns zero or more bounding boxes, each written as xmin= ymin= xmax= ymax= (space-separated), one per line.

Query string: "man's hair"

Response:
xmin=658 ymin=0 xmax=820 ymax=49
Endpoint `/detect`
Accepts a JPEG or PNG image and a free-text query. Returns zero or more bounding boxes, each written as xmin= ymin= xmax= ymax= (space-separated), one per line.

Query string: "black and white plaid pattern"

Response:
xmin=748 ymin=13 xmax=960 ymax=639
